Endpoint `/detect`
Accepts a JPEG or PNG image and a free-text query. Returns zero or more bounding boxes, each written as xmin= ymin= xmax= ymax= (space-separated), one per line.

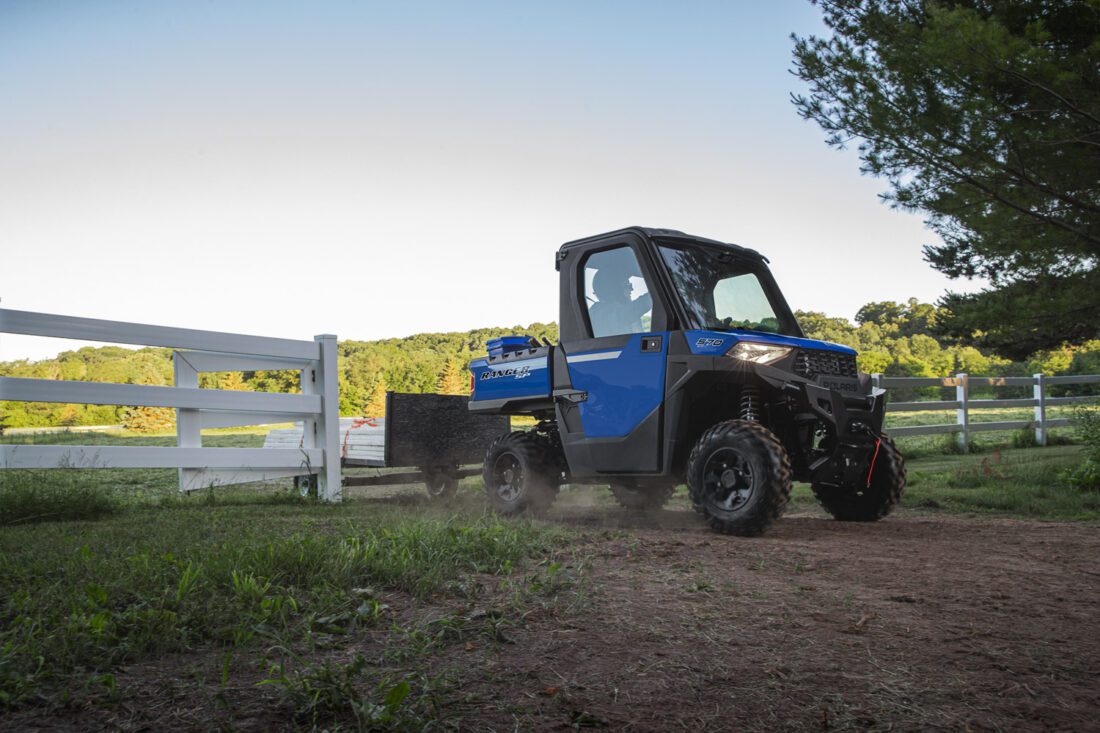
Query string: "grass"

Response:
xmin=885 ymin=403 xmax=1089 ymax=457
xmin=0 ymin=431 xmax=269 ymax=523
xmin=899 ymin=445 xmax=1100 ymax=520
xmin=2 ymin=425 xmax=1097 ymax=723
xmin=0 ymin=489 xmax=572 ymax=712
xmin=786 ymin=444 xmax=1100 ymax=521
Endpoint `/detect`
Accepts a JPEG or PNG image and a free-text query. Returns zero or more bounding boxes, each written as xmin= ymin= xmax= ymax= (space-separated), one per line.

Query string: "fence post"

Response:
xmin=871 ymin=373 xmax=882 ymax=391
xmin=955 ymin=372 xmax=969 ymax=452
xmin=299 ymin=357 xmax=318 ymax=492
xmin=315 ymin=334 xmax=341 ymax=502
xmin=173 ymin=352 xmax=200 ymax=493
xmin=1034 ymin=373 xmax=1047 ymax=446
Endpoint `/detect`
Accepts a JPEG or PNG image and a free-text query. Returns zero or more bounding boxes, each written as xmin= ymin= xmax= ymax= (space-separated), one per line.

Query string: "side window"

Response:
xmin=582 ymin=247 xmax=653 ymax=338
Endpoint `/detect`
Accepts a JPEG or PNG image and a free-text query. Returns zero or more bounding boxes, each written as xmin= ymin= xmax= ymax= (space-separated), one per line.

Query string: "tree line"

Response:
xmin=1 ymin=303 xmax=1097 ymax=430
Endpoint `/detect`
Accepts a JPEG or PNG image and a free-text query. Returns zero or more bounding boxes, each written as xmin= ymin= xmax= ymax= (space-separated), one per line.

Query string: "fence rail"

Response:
xmin=872 ymin=372 xmax=1098 ymax=450
xmin=0 ymin=308 xmax=341 ymax=500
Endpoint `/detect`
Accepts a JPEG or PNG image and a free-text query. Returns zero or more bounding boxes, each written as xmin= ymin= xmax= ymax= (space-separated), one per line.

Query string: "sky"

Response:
xmin=0 ymin=0 xmax=981 ymax=362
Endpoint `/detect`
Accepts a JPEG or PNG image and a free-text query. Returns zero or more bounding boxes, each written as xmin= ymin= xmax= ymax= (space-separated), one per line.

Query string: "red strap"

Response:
xmin=865 ymin=438 xmax=882 ymax=488
xmin=342 ymin=418 xmax=381 ymax=458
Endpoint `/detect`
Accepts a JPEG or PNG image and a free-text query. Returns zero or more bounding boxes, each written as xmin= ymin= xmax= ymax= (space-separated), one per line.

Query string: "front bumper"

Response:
xmin=755 ymin=363 xmax=886 ymax=488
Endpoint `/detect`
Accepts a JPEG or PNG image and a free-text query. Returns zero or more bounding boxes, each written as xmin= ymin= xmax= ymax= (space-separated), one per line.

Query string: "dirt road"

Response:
xmin=459 ymin=507 xmax=1100 ymax=731
xmin=10 ymin=502 xmax=1100 ymax=732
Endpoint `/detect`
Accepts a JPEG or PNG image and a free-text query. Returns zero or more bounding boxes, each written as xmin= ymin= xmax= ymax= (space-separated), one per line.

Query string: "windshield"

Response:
xmin=657 ymin=243 xmax=793 ymax=335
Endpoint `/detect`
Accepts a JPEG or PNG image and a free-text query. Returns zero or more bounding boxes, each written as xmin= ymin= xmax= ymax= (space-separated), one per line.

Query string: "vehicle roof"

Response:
xmin=557 ymin=226 xmax=768 ymax=262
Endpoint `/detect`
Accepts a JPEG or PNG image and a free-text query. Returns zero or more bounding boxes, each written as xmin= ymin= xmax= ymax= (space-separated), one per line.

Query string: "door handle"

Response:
xmin=641 ymin=336 xmax=663 ymax=352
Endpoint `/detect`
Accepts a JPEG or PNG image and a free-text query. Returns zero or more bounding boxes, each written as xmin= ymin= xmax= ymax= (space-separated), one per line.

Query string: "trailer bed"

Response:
xmin=262 ymin=394 xmax=508 ymax=479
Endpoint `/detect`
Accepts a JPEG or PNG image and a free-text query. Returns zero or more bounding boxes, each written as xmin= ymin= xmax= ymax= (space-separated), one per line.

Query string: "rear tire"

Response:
xmin=609 ymin=482 xmax=676 ymax=510
xmin=812 ymin=434 xmax=905 ymax=521
xmin=482 ymin=432 xmax=558 ymax=515
xmin=687 ymin=420 xmax=791 ymax=536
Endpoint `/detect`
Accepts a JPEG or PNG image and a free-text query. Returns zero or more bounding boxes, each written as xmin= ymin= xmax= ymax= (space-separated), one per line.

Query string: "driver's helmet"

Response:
xmin=592 ymin=250 xmax=641 ymax=303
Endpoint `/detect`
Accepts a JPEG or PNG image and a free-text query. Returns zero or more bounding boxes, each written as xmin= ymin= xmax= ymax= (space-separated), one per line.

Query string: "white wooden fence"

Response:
xmin=873 ymin=372 xmax=1100 ymax=451
xmin=0 ymin=308 xmax=342 ymax=501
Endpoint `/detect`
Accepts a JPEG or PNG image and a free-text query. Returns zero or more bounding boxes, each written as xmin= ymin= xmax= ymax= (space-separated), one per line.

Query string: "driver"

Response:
xmin=588 ymin=267 xmax=652 ymax=336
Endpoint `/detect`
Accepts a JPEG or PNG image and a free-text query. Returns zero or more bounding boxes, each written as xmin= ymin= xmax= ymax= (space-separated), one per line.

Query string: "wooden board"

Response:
xmin=263 ymin=420 xmax=386 ymax=467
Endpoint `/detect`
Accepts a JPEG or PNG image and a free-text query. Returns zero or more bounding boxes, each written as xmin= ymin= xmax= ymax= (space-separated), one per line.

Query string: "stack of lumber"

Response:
xmin=262 ymin=417 xmax=385 ymax=467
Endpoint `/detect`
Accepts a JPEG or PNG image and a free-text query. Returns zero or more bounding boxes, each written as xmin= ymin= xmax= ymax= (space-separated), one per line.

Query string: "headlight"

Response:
xmin=726 ymin=341 xmax=792 ymax=365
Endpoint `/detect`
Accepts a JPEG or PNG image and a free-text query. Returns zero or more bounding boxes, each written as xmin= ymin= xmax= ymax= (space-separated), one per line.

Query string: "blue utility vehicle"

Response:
xmin=469 ymin=227 xmax=905 ymax=535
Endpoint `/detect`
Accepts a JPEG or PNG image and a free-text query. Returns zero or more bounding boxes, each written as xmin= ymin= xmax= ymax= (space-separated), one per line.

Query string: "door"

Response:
xmin=557 ymin=243 xmax=668 ymax=474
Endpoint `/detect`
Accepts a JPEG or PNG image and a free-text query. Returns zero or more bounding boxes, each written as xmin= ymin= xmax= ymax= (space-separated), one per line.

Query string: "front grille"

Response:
xmin=795 ymin=349 xmax=858 ymax=380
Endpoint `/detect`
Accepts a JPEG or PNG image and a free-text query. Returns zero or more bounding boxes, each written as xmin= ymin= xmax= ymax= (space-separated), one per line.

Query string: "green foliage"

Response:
xmin=337 ymin=323 xmax=558 ymax=415
xmin=120 ymin=406 xmax=176 ymax=434
xmin=0 ymin=323 xmax=558 ymax=425
xmin=261 ymin=652 xmax=431 ymax=730
xmin=793 ymin=300 xmax=1021 ymax=387
xmin=1061 ymin=407 xmax=1100 ymax=490
xmin=788 ymin=445 xmax=1100 ymax=520
xmin=364 ymin=377 xmax=388 ymax=418
xmin=435 ymin=359 xmax=468 ymax=396
xmin=3 ymin=310 xmax=1098 ymax=429
xmin=793 ymin=1 xmax=1100 ymax=358
xmin=0 ymin=500 xmax=567 ymax=707
xmin=0 ymin=469 xmax=123 ymax=525
xmin=214 ymin=371 xmax=249 ymax=391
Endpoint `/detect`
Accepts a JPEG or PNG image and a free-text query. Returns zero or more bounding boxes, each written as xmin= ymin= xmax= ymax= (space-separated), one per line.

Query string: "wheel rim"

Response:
xmin=701 ymin=447 xmax=755 ymax=513
xmin=492 ymin=453 xmax=523 ymax=502
xmin=425 ymin=474 xmax=447 ymax=497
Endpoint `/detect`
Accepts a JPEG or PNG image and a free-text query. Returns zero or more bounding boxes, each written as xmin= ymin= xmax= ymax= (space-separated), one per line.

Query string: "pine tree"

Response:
xmin=217 ymin=371 xmax=249 ymax=391
xmin=58 ymin=404 xmax=81 ymax=428
xmin=436 ymin=360 xmax=468 ymax=396
xmin=793 ymin=0 xmax=1100 ymax=357
xmin=122 ymin=406 xmax=176 ymax=433
xmin=364 ymin=377 xmax=388 ymax=417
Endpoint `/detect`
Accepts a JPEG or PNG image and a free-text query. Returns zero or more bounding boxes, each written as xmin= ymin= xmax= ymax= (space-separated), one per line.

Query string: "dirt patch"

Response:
xmin=458 ymin=512 xmax=1100 ymax=731
xmin=7 ymin=511 xmax=1100 ymax=732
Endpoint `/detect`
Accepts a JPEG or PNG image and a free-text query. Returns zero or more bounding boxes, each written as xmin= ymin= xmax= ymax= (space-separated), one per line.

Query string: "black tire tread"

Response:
xmin=811 ymin=434 xmax=905 ymax=522
xmin=686 ymin=420 xmax=792 ymax=537
xmin=482 ymin=431 xmax=559 ymax=515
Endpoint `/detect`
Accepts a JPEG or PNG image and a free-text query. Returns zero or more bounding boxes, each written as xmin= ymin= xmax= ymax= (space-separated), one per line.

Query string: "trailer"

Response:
xmin=264 ymin=393 xmax=508 ymax=499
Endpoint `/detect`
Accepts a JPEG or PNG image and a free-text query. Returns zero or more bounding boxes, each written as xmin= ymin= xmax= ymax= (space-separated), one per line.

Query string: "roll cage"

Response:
xmin=556 ymin=227 xmax=804 ymax=343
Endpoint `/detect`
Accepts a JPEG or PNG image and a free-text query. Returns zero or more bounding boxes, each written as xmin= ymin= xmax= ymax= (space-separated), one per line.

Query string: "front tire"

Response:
xmin=687 ymin=420 xmax=791 ymax=536
xmin=482 ymin=432 xmax=558 ymax=515
xmin=812 ymin=434 xmax=905 ymax=521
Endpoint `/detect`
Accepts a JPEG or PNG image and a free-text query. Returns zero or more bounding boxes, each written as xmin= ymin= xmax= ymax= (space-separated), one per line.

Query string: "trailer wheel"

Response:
xmin=609 ymin=482 xmax=676 ymax=510
xmin=295 ymin=474 xmax=318 ymax=499
xmin=812 ymin=434 xmax=905 ymax=521
xmin=687 ymin=420 xmax=791 ymax=536
xmin=423 ymin=469 xmax=459 ymax=502
xmin=482 ymin=431 xmax=558 ymax=515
